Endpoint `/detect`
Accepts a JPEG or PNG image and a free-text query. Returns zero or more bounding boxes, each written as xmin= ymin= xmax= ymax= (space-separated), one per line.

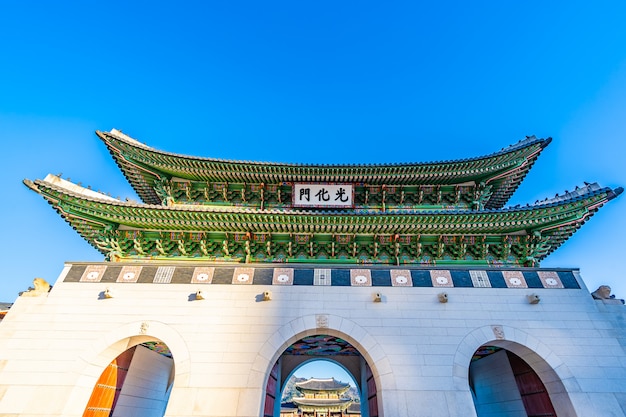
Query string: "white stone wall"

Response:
xmin=0 ymin=264 xmax=625 ymax=417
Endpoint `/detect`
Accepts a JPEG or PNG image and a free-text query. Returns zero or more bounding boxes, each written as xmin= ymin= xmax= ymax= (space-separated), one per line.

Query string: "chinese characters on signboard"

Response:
xmin=293 ymin=183 xmax=354 ymax=208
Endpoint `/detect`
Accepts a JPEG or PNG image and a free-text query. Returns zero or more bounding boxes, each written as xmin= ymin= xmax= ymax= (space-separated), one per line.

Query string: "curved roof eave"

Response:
xmin=96 ymin=129 xmax=551 ymax=209
xmin=24 ymin=175 xmax=621 ymax=264
xmin=26 ymin=174 xmax=619 ymax=218
xmin=295 ymin=378 xmax=350 ymax=391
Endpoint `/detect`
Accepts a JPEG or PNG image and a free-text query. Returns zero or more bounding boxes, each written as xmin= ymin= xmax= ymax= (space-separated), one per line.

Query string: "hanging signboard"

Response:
xmin=293 ymin=183 xmax=354 ymax=208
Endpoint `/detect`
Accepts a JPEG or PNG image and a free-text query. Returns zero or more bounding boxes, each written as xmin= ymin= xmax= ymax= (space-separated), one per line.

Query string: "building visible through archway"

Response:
xmin=281 ymin=377 xmax=359 ymax=417
xmin=264 ymin=335 xmax=377 ymax=417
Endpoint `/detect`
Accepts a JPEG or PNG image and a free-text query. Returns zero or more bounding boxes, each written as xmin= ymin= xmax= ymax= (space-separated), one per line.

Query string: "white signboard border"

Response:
xmin=292 ymin=183 xmax=354 ymax=208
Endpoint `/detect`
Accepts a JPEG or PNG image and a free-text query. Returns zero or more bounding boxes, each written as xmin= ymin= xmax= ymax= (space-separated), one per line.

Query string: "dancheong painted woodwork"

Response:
xmin=24 ymin=129 xmax=622 ymax=267
xmin=96 ymin=129 xmax=550 ymax=210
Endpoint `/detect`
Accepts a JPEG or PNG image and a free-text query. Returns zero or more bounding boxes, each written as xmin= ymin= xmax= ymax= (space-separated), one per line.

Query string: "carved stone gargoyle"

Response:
xmin=591 ymin=285 xmax=625 ymax=305
xmin=591 ymin=285 xmax=612 ymax=300
xmin=19 ymin=278 xmax=51 ymax=297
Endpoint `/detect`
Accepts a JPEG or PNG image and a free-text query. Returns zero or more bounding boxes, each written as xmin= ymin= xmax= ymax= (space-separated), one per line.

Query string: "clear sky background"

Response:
xmin=1 ymin=1 xmax=625 ymax=309
xmin=293 ymin=360 xmax=356 ymax=387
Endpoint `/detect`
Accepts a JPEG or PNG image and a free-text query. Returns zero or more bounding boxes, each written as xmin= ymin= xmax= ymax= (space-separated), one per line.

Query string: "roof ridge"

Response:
xmin=99 ymin=128 xmax=550 ymax=167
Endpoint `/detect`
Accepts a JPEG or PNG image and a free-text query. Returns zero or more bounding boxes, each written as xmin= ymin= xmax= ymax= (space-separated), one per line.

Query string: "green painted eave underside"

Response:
xmin=32 ymin=178 xmax=607 ymax=234
xmin=98 ymin=130 xmax=549 ymax=209
xmin=26 ymin=177 xmax=621 ymax=266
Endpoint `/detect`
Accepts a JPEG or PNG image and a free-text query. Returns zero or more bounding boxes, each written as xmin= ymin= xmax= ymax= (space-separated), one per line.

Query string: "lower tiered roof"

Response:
xmin=24 ymin=174 xmax=622 ymax=267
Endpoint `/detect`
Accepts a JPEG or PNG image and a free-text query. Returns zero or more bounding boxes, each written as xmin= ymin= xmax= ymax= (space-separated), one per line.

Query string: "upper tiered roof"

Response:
xmin=97 ymin=129 xmax=551 ymax=209
xmin=295 ymin=378 xmax=350 ymax=392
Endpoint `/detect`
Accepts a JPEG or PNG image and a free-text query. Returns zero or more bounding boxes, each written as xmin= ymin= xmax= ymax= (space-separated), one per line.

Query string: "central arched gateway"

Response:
xmin=263 ymin=334 xmax=378 ymax=417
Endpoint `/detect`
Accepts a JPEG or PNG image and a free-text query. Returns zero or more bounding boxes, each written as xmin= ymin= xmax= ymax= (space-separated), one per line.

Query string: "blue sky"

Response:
xmin=293 ymin=360 xmax=356 ymax=387
xmin=1 ymin=0 xmax=625 ymax=309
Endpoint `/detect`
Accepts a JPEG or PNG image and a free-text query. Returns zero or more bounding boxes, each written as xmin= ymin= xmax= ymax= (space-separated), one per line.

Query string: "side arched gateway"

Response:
xmin=82 ymin=340 xmax=174 ymax=417
xmin=63 ymin=321 xmax=191 ymax=417
xmin=454 ymin=326 xmax=577 ymax=417
xmin=470 ymin=346 xmax=558 ymax=416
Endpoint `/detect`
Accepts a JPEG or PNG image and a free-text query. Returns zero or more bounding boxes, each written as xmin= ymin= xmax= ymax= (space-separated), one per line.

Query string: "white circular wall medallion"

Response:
xmin=436 ymin=276 xmax=449 ymax=285
xmin=237 ymin=273 xmax=250 ymax=282
xmin=123 ymin=272 xmax=135 ymax=281
xmin=355 ymin=275 xmax=367 ymax=284
xmin=545 ymin=278 xmax=558 ymax=286
xmin=87 ymin=271 xmax=99 ymax=280
xmin=196 ymin=273 xmax=209 ymax=282
xmin=509 ymin=277 xmax=522 ymax=286
xmin=277 ymin=274 xmax=289 ymax=283
xmin=395 ymin=275 xmax=408 ymax=284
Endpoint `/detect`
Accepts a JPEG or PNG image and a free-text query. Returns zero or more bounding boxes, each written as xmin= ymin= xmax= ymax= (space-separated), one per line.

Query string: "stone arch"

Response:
xmin=453 ymin=325 xmax=577 ymax=416
xmin=249 ymin=314 xmax=390 ymax=417
xmin=62 ymin=320 xmax=191 ymax=417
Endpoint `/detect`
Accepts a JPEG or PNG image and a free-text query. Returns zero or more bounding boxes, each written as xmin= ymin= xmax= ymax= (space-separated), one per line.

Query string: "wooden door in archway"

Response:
xmin=365 ymin=361 xmax=378 ymax=417
xmin=263 ymin=361 xmax=279 ymax=417
xmin=507 ymin=351 xmax=556 ymax=417
xmin=83 ymin=347 xmax=136 ymax=417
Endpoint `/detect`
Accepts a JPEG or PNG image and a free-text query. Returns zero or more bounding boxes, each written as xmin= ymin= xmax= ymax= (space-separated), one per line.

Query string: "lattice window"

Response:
xmin=154 ymin=266 xmax=175 ymax=283
xmin=470 ymin=270 xmax=491 ymax=288
xmin=314 ymin=269 xmax=332 ymax=286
